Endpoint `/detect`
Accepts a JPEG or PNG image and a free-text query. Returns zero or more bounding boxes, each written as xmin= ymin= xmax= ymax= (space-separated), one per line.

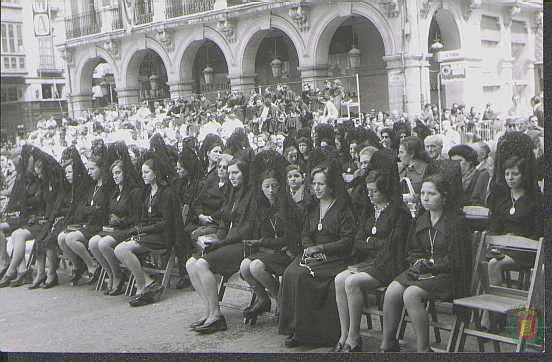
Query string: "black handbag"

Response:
xmin=407 ymin=259 xmax=435 ymax=281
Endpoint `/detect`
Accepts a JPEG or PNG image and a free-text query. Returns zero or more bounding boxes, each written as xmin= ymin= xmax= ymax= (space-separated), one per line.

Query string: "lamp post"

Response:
xmin=431 ymin=38 xmax=444 ymax=133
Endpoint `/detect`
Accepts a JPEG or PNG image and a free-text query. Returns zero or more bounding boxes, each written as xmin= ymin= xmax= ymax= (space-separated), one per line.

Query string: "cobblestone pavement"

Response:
xmin=0 ymin=270 xmax=523 ymax=354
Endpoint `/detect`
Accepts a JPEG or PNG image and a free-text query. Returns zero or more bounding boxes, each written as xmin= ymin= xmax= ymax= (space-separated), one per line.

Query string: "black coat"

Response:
xmin=301 ymin=198 xmax=355 ymax=257
xmin=488 ymin=191 xmax=544 ymax=240
xmin=215 ymin=186 xmax=254 ymax=245
xmin=253 ymin=202 xmax=302 ymax=257
xmin=351 ymin=202 xmax=412 ymax=284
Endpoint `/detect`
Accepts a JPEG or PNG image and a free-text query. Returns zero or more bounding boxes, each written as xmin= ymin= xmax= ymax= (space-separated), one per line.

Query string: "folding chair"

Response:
xmin=218 ymin=272 xmax=258 ymax=323
xmin=125 ymin=246 xmax=177 ymax=297
xmin=361 ymin=287 xmax=387 ymax=332
xmin=451 ymin=233 xmax=544 ymax=352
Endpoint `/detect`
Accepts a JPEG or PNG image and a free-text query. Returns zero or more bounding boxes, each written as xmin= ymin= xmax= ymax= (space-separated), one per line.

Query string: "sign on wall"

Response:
xmin=440 ymin=63 xmax=466 ymax=81
xmin=33 ymin=0 xmax=50 ymax=37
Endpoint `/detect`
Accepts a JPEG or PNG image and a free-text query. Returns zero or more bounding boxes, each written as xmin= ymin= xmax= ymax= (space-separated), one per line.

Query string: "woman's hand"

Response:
xmin=243 ymin=239 xmax=262 ymax=247
xmin=198 ymin=214 xmax=213 ymax=225
xmin=109 ymin=214 xmax=121 ymax=225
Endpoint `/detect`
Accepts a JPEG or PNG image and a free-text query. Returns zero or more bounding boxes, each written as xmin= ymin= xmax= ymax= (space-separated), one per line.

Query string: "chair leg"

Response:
xmin=396 ymin=306 xmax=408 ymax=341
xmin=217 ymin=275 xmax=228 ymax=302
xmin=95 ymin=268 xmax=106 ymax=291
xmin=446 ymin=316 xmax=460 ymax=352
xmin=428 ymin=300 xmax=441 ymax=344
xmin=454 ymin=320 xmax=467 ymax=352
xmin=365 ymin=314 xmax=373 ymax=330
xmin=161 ymin=251 xmax=176 ymax=292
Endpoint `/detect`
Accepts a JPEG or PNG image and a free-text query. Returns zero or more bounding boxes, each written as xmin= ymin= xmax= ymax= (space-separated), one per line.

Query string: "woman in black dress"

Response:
xmin=57 ymin=152 xmax=110 ymax=286
xmin=199 ymin=134 xmax=223 ymax=180
xmin=333 ymin=170 xmax=412 ymax=352
xmin=240 ymin=151 xmax=302 ymax=324
xmin=89 ymin=157 xmax=143 ymax=295
xmin=0 ymin=147 xmax=67 ymax=288
xmin=286 ymin=164 xmax=314 ymax=212
xmin=381 ymin=174 xmax=470 ymax=352
xmin=186 ymin=159 xmax=254 ymax=334
xmin=279 ymin=161 xmax=355 ymax=348
xmin=114 ymin=155 xmax=179 ymax=306
xmin=398 ymin=136 xmax=430 ymax=196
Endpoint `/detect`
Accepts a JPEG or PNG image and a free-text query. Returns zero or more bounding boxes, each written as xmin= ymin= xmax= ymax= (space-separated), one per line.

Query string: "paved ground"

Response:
xmin=0 ymin=269 xmax=531 ymax=354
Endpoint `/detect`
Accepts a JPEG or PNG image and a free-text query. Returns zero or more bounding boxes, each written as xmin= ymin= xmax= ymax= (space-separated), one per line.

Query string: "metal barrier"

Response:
xmin=65 ymin=10 xmax=101 ymax=39
xmin=166 ymin=0 xmax=216 ymax=19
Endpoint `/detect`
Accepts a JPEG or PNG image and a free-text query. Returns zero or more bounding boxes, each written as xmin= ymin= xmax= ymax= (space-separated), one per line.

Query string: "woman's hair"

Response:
xmin=227 ymin=159 xmax=249 ymax=188
xmin=226 ymin=128 xmax=251 ymax=155
xmin=200 ymin=133 xmax=223 ymax=169
xmin=448 ymin=144 xmax=479 ymax=168
xmin=503 ymin=156 xmax=532 ymax=191
xmin=365 ymin=169 xmax=393 ymax=202
xmin=421 ymin=173 xmax=455 ymax=211
xmin=400 ymin=136 xmax=431 ymax=163
xmin=110 ymin=159 xmax=124 ymax=173
xmin=286 ymin=164 xmax=302 ymax=177
xmin=142 ymin=157 xmax=168 ymax=186
xmin=380 ymin=127 xmax=399 ymax=150
xmin=310 ymin=163 xmax=337 ymax=197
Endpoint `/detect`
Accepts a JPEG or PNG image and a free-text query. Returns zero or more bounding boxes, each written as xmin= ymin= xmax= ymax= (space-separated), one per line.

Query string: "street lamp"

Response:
xmin=431 ymin=38 xmax=444 ymax=133
xmin=348 ymin=32 xmax=361 ymax=70
xmin=271 ymin=37 xmax=282 ymax=79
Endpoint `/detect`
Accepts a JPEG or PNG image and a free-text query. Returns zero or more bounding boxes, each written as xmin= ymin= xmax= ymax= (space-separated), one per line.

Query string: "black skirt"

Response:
xmin=346 ymin=259 xmax=388 ymax=285
xmin=97 ymin=227 xmax=134 ymax=244
xmin=203 ymin=243 xmax=243 ymax=276
xmin=394 ymin=270 xmax=454 ymax=299
xmin=35 ymin=219 xmax=66 ymax=253
xmin=135 ymin=232 xmax=168 ymax=251
xmin=250 ymin=249 xmax=293 ymax=276
xmin=278 ymin=257 xmax=345 ymax=346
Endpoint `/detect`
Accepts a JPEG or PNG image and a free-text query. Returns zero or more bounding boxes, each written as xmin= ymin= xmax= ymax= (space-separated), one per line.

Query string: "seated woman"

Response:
xmin=448 ymin=144 xmax=485 ymax=206
xmin=89 ymin=158 xmax=142 ymax=296
xmin=57 ymin=153 xmax=110 ymax=286
xmin=0 ymin=147 xmax=67 ymax=288
xmin=487 ymin=155 xmax=543 ymax=286
xmin=186 ymin=159 xmax=254 ymax=334
xmin=240 ymin=154 xmax=302 ymax=324
xmin=114 ymin=156 xmax=178 ymax=306
xmin=286 ymin=164 xmax=314 ymax=212
xmin=334 ymin=170 xmax=412 ymax=352
xmin=279 ymin=161 xmax=355 ymax=348
xmin=398 ymin=136 xmax=430 ymax=196
xmin=381 ymin=174 xmax=470 ymax=352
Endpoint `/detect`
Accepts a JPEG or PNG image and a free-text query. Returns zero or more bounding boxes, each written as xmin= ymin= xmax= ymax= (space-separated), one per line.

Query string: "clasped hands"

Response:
xmin=242 ymin=239 xmax=263 ymax=247
xmin=303 ymin=245 xmax=324 ymax=257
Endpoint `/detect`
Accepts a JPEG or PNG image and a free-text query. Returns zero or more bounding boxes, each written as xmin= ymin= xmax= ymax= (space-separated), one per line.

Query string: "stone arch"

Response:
xmin=73 ymin=47 xmax=119 ymax=95
xmin=238 ymin=16 xmax=306 ymax=76
xmin=423 ymin=2 xmax=464 ymax=52
xmin=309 ymin=1 xmax=396 ymax=67
xmin=174 ymin=27 xmax=234 ymax=82
xmin=120 ymin=39 xmax=173 ymax=89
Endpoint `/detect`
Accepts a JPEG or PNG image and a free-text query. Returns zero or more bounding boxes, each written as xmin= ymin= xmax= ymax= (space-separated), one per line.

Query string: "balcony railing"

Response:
xmin=166 ymin=0 xmax=216 ymax=19
xmin=38 ymin=55 xmax=63 ymax=73
xmin=65 ymin=10 xmax=101 ymax=39
xmin=135 ymin=0 xmax=154 ymax=25
xmin=111 ymin=6 xmax=123 ymax=30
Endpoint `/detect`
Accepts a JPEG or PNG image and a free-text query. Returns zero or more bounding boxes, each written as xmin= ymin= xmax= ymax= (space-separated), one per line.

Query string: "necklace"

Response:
xmin=318 ymin=199 xmax=336 ymax=231
xmin=428 ymin=229 xmax=437 ymax=264
xmin=372 ymin=202 xmax=389 ymax=235
xmin=90 ymin=184 xmax=101 ymax=206
xmin=269 ymin=215 xmax=278 ymax=239
xmin=510 ymin=193 xmax=519 ymax=215
xmin=148 ymin=189 xmax=157 ymax=214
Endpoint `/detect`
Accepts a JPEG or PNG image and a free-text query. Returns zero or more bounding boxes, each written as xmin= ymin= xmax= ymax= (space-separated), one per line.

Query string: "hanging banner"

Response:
xmin=33 ymin=0 xmax=50 ymax=37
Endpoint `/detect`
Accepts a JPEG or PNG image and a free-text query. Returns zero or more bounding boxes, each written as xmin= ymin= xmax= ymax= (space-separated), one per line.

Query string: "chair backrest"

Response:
xmin=473 ymin=232 xmax=543 ymax=305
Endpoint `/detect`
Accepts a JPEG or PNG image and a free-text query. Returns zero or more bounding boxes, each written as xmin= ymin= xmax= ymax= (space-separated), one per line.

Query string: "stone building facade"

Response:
xmin=57 ymin=0 xmax=543 ymax=118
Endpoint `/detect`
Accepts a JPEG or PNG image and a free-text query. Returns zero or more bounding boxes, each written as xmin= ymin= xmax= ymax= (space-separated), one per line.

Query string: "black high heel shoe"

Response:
xmin=244 ymin=297 xmax=271 ymax=326
xmin=71 ymin=264 xmax=87 ymax=286
xmin=194 ymin=316 xmax=227 ymax=334
xmin=28 ymin=275 xmax=47 ymax=289
xmin=380 ymin=339 xmax=400 ymax=352
xmin=10 ymin=269 xmax=32 ymax=287
xmin=108 ymin=278 xmax=126 ymax=296
xmin=343 ymin=338 xmax=363 ymax=353
xmin=0 ymin=272 xmax=17 ymax=288
xmin=86 ymin=266 xmax=101 ymax=285
xmin=43 ymin=274 xmax=59 ymax=289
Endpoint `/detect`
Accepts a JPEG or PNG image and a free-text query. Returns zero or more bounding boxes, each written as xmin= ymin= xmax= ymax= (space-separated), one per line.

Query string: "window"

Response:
xmin=1 ymin=87 xmax=20 ymax=102
xmin=41 ymin=84 xmax=52 ymax=99
xmin=3 ymin=57 xmax=9 ymax=68
xmin=18 ymin=56 xmax=24 ymax=69
xmin=10 ymin=57 xmax=16 ymax=68
xmin=0 ymin=22 xmax=23 ymax=53
xmin=56 ymin=84 xmax=64 ymax=98
xmin=39 ymin=37 xmax=54 ymax=68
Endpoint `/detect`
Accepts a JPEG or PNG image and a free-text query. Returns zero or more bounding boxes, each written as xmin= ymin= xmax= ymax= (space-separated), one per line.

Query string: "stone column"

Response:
xmin=228 ymin=74 xmax=257 ymax=93
xmin=167 ymin=81 xmax=194 ymax=99
xmin=116 ymin=88 xmax=140 ymax=105
xmin=69 ymin=93 xmax=93 ymax=119
xmin=500 ymin=16 xmax=514 ymax=114
xmin=384 ymin=55 xmax=429 ymax=115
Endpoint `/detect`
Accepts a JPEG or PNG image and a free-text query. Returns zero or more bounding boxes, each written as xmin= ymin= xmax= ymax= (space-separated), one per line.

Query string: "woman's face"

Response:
xmin=208 ymin=146 xmax=222 ymax=164
xmin=64 ymin=164 xmax=73 ymax=184
xmin=228 ymin=164 xmax=243 ymax=188
xmin=349 ymin=143 xmax=359 ymax=162
xmin=285 ymin=147 xmax=298 ymax=164
xmin=141 ymin=164 xmax=156 ymax=185
xmin=112 ymin=164 xmax=124 ymax=185
xmin=298 ymin=143 xmax=308 ymax=155
xmin=335 ymin=138 xmax=342 ymax=151
xmin=450 ymin=155 xmax=472 ymax=176
xmin=217 ymin=159 xmax=229 ymax=180
xmin=420 ymin=181 xmax=444 ymax=212
xmin=366 ymin=182 xmax=386 ymax=205
xmin=261 ymin=177 xmax=280 ymax=205
xmin=6 ymin=159 xmax=15 ymax=174
xmin=287 ymin=169 xmax=304 ymax=191
xmin=398 ymin=145 xmax=412 ymax=164
xmin=505 ymin=165 xmax=523 ymax=190
xmin=88 ymin=161 xmax=101 ymax=181
xmin=312 ymin=171 xmax=331 ymax=200
xmin=381 ymin=132 xmax=391 ymax=148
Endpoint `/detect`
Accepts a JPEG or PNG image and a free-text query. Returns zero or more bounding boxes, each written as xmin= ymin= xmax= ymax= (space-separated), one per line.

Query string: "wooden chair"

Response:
xmin=218 ymin=272 xmax=258 ymax=323
xmin=451 ymin=232 xmax=544 ymax=352
xmin=125 ymin=246 xmax=177 ymax=297
xmin=361 ymin=287 xmax=387 ymax=332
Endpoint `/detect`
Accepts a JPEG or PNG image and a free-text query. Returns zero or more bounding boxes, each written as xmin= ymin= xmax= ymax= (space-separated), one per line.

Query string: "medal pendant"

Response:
xmin=429 ymin=258 xmax=434 ymax=264
xmin=148 ymin=206 xmax=152 ymax=214
xmin=509 ymin=207 xmax=515 ymax=215
xmin=371 ymin=226 xmax=377 ymax=235
xmin=90 ymin=201 xmax=94 ymax=206
xmin=317 ymin=223 xmax=322 ymax=231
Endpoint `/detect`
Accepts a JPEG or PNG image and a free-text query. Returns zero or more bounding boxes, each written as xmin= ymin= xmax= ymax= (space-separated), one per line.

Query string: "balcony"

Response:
xmin=166 ymin=0 xmax=216 ymax=19
xmin=65 ymin=10 xmax=102 ymax=39
xmin=38 ymin=55 xmax=64 ymax=74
